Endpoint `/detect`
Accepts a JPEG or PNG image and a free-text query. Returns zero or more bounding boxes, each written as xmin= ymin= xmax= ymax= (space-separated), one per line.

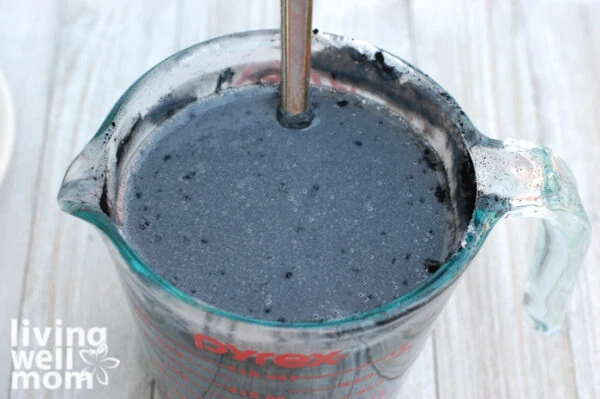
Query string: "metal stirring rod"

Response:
xmin=279 ymin=0 xmax=314 ymax=129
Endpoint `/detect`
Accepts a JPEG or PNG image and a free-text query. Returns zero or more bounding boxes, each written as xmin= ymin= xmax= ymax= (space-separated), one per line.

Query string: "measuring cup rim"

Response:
xmin=60 ymin=29 xmax=499 ymax=332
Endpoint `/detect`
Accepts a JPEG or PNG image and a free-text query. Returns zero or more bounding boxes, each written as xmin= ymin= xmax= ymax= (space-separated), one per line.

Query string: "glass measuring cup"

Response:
xmin=57 ymin=31 xmax=590 ymax=399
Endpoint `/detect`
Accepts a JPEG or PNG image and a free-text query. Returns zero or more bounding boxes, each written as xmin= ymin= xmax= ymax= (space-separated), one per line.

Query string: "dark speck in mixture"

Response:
xmin=424 ymin=258 xmax=442 ymax=274
xmin=182 ymin=171 xmax=196 ymax=180
xmin=434 ymin=185 xmax=447 ymax=203
xmin=138 ymin=218 xmax=150 ymax=230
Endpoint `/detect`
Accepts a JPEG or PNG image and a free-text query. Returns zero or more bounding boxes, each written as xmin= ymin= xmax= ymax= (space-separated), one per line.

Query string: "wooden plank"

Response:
xmin=0 ymin=0 xmax=60 ymax=396
xmin=9 ymin=1 xmax=178 ymax=398
xmin=412 ymin=0 xmax=582 ymax=398
xmin=518 ymin=2 xmax=600 ymax=398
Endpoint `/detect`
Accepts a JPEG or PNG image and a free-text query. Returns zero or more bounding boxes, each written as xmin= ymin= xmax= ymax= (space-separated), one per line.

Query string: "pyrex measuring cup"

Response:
xmin=58 ymin=31 xmax=590 ymax=399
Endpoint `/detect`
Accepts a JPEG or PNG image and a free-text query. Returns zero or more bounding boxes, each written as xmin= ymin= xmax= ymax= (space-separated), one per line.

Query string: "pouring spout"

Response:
xmin=57 ymin=134 xmax=114 ymax=220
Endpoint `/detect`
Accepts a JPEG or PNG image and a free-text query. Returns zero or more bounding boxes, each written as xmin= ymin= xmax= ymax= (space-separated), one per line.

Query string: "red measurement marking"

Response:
xmin=133 ymin=306 xmax=237 ymax=376
xmin=234 ymin=60 xmax=281 ymax=86
xmin=195 ymin=332 xmax=345 ymax=369
xmin=144 ymin=329 xmax=274 ymax=399
xmin=334 ymin=378 xmax=387 ymax=399
xmin=288 ymin=373 xmax=374 ymax=393
xmin=144 ymin=326 xmax=235 ymax=382
xmin=238 ymin=369 xmax=261 ymax=379
xmin=311 ymin=71 xmax=323 ymax=86
xmin=234 ymin=61 xmax=358 ymax=93
xmin=156 ymin=382 xmax=168 ymax=397
xmin=143 ymin=329 xmax=233 ymax=396
xmin=164 ymin=357 xmax=230 ymax=399
xmin=148 ymin=353 xmax=205 ymax=399
xmin=135 ymin=306 xmax=411 ymax=387
xmin=294 ymin=343 xmax=411 ymax=380
xmin=135 ymin=306 xmax=347 ymax=373
xmin=150 ymin=349 xmax=234 ymax=399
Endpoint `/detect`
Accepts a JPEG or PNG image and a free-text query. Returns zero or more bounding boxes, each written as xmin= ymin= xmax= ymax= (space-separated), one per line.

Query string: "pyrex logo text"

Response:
xmin=194 ymin=333 xmax=346 ymax=369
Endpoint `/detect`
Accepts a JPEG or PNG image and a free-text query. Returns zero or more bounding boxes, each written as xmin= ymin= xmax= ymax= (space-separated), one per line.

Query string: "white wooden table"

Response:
xmin=1 ymin=1 xmax=598 ymax=398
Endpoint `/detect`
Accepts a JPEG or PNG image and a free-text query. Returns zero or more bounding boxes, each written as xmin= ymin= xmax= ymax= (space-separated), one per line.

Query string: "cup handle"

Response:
xmin=469 ymin=136 xmax=591 ymax=334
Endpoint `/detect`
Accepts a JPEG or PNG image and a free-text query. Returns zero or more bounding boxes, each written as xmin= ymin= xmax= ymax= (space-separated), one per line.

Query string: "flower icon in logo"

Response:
xmin=79 ymin=342 xmax=120 ymax=386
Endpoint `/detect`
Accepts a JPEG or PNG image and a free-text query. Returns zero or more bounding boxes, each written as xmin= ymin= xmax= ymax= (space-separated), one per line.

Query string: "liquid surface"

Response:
xmin=124 ymin=86 xmax=450 ymax=323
